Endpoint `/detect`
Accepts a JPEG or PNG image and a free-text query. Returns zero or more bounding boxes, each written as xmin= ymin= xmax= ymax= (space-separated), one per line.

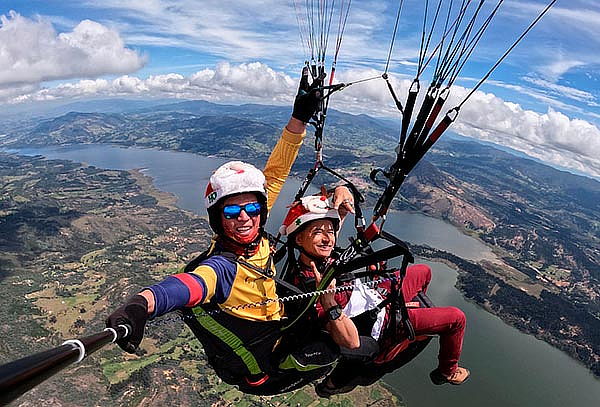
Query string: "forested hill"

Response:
xmin=0 ymin=100 xmax=398 ymax=169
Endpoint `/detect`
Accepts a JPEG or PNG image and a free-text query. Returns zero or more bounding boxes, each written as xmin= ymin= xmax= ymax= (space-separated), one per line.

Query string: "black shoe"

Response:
xmin=315 ymin=380 xmax=356 ymax=398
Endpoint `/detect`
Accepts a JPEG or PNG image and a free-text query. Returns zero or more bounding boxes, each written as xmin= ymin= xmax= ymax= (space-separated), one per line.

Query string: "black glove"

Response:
xmin=106 ymin=294 xmax=149 ymax=353
xmin=292 ymin=66 xmax=323 ymax=123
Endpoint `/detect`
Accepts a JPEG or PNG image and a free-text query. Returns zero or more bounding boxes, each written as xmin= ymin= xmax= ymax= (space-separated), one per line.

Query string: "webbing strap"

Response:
xmin=278 ymin=354 xmax=335 ymax=372
xmin=192 ymin=307 xmax=262 ymax=375
xmin=400 ymin=82 xmax=420 ymax=148
xmin=395 ymin=257 xmax=416 ymax=341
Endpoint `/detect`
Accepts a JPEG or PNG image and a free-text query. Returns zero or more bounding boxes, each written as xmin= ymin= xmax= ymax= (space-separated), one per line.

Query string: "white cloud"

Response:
xmin=502 ymin=1 xmax=600 ymax=82
xmin=332 ymin=72 xmax=600 ymax=178
xmin=9 ymin=62 xmax=296 ymax=105
xmin=3 ymin=60 xmax=600 ymax=178
xmin=82 ymin=0 xmax=304 ymax=61
xmin=538 ymin=58 xmax=587 ymax=83
xmin=520 ymin=77 xmax=596 ymax=104
xmin=79 ymin=0 xmax=398 ymax=71
xmin=0 ymin=11 xmax=145 ymax=87
xmin=510 ymin=1 xmax=600 ymax=38
xmin=456 ymin=90 xmax=600 ymax=177
xmin=0 ymin=83 xmax=41 ymax=101
xmin=69 ymin=0 xmax=600 ymax=98
xmin=484 ymin=79 xmax=599 ymax=122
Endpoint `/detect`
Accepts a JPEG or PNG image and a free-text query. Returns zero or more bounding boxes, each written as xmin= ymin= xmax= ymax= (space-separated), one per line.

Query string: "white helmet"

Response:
xmin=204 ymin=161 xmax=268 ymax=233
xmin=204 ymin=161 xmax=267 ymax=209
xmin=280 ymin=195 xmax=340 ymax=236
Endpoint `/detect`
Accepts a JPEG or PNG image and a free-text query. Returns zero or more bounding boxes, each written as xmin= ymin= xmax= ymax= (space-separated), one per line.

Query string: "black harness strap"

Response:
xmin=400 ymin=80 xmax=420 ymax=151
xmin=335 ymin=243 xmax=411 ymax=277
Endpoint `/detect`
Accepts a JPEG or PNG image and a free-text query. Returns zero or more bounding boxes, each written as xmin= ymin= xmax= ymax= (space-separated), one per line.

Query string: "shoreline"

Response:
xmin=6 ymin=144 xmax=599 ymax=384
xmin=414 ymin=247 xmax=600 ymax=380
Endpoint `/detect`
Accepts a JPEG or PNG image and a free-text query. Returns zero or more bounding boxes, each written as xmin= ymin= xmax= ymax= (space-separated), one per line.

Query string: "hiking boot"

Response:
xmin=430 ymin=366 xmax=470 ymax=385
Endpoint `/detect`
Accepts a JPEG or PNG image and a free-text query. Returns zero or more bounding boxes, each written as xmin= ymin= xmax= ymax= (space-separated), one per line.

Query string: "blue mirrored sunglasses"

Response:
xmin=222 ymin=202 xmax=262 ymax=219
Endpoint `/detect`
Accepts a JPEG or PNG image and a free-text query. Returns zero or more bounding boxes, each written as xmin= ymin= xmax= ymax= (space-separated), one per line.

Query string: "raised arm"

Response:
xmin=263 ymin=122 xmax=306 ymax=210
xmin=263 ymin=67 xmax=322 ymax=210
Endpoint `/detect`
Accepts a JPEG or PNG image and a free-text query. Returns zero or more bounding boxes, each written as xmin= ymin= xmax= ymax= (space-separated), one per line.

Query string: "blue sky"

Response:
xmin=1 ymin=0 xmax=599 ymax=177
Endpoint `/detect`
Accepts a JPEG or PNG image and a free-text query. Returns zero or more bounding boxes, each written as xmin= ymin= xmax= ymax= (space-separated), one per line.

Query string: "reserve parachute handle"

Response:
xmin=0 ymin=324 xmax=131 ymax=405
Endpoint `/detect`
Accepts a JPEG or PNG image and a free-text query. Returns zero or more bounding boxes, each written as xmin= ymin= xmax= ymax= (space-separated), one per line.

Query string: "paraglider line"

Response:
xmin=384 ymin=0 xmax=405 ymax=74
xmin=458 ymin=0 xmax=557 ymax=108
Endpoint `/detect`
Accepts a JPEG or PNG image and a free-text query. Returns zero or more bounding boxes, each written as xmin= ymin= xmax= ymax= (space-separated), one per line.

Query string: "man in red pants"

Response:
xmin=280 ymin=194 xmax=470 ymax=397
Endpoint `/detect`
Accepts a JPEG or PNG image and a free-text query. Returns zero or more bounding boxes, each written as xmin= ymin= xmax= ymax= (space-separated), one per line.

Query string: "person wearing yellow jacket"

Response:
xmin=106 ymin=70 xmax=350 ymax=395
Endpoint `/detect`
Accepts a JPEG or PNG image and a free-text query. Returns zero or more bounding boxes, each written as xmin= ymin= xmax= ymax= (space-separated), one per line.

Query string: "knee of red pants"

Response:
xmin=447 ymin=306 xmax=466 ymax=331
xmin=407 ymin=306 xmax=466 ymax=334
xmin=410 ymin=264 xmax=432 ymax=285
xmin=402 ymin=264 xmax=432 ymax=298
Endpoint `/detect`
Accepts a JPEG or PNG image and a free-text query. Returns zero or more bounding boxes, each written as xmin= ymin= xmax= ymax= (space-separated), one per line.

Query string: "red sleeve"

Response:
xmin=172 ymin=273 xmax=205 ymax=307
xmin=295 ymin=269 xmax=353 ymax=321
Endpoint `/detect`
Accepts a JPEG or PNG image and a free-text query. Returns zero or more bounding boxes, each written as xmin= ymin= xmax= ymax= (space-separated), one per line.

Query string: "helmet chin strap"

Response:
xmin=232 ymin=229 xmax=260 ymax=245
xmin=218 ymin=228 xmax=264 ymax=257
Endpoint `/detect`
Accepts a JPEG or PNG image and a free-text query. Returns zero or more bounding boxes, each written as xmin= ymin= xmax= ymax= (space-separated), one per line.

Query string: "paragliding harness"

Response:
xmin=178 ymin=236 xmax=339 ymax=395
xmin=277 ymin=221 xmax=423 ymax=343
xmin=275 ymin=206 xmax=434 ymax=396
xmin=270 ymin=53 xmax=425 ymax=355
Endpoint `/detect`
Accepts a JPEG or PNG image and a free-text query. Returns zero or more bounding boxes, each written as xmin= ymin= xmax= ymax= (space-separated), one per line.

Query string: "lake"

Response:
xmin=9 ymin=144 xmax=600 ymax=406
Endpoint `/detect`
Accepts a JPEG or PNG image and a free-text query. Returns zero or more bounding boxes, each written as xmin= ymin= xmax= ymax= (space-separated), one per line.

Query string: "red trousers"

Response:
xmin=399 ymin=264 xmax=466 ymax=375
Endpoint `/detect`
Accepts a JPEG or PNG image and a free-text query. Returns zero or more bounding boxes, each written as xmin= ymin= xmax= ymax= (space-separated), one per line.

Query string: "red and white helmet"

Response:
xmin=204 ymin=161 xmax=268 ymax=233
xmin=204 ymin=161 xmax=267 ymax=209
xmin=280 ymin=195 xmax=340 ymax=236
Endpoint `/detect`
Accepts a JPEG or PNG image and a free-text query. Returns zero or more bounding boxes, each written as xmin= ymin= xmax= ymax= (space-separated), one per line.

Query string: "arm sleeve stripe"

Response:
xmin=191 ymin=264 xmax=218 ymax=302
xmin=147 ymin=276 xmax=191 ymax=318
xmin=173 ymin=273 xmax=206 ymax=307
xmin=197 ymin=257 xmax=234 ymax=303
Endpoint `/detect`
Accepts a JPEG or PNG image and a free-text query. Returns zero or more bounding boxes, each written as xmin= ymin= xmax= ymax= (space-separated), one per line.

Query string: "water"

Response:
xmin=385 ymin=260 xmax=600 ymax=407
xmin=8 ymin=144 xmax=600 ymax=406
xmin=379 ymin=211 xmax=496 ymax=262
xmin=9 ymin=145 xmax=227 ymax=215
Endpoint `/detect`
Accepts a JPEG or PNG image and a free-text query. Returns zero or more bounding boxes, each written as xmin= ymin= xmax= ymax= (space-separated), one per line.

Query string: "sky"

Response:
xmin=1 ymin=0 xmax=599 ymax=178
